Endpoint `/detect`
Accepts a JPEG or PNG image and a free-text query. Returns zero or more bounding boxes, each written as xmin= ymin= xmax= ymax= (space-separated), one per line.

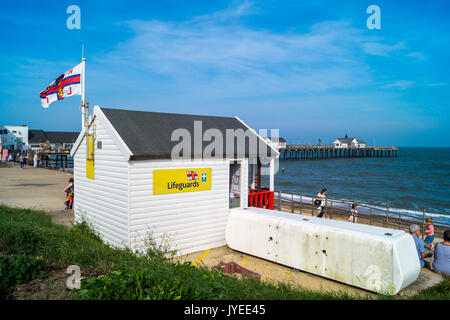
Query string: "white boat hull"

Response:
xmin=225 ymin=207 xmax=420 ymax=294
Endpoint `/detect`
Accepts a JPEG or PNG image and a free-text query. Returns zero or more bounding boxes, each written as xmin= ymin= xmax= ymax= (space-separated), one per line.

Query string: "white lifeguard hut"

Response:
xmin=70 ymin=106 xmax=278 ymax=256
xmin=70 ymin=106 xmax=420 ymax=295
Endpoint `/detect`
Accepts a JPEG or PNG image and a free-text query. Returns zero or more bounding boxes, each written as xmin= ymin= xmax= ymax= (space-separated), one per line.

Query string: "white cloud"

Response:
xmin=361 ymin=41 xmax=406 ymax=57
xmin=381 ymin=80 xmax=415 ymax=90
xmin=407 ymin=51 xmax=426 ymax=61
xmin=92 ymin=2 xmax=418 ymax=102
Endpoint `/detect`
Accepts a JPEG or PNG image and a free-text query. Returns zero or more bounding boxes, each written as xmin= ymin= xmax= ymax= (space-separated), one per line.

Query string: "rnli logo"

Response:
xmin=55 ymin=74 xmax=65 ymax=100
xmin=186 ymin=170 xmax=199 ymax=181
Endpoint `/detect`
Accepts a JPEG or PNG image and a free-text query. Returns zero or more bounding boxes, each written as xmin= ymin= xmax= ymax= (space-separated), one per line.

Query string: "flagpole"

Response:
xmin=81 ymin=44 xmax=86 ymax=129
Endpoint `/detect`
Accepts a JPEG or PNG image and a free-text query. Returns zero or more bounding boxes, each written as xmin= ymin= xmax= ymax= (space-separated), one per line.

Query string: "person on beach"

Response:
xmin=410 ymin=224 xmax=433 ymax=268
xmin=314 ymin=188 xmax=327 ymax=218
xmin=64 ymin=178 xmax=74 ymax=210
xmin=347 ymin=203 xmax=358 ymax=223
xmin=424 ymin=217 xmax=435 ymax=250
xmin=432 ymin=229 xmax=450 ymax=275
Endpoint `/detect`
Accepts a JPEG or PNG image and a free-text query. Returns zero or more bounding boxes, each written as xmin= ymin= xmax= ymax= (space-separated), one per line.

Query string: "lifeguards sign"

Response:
xmin=153 ymin=168 xmax=212 ymax=195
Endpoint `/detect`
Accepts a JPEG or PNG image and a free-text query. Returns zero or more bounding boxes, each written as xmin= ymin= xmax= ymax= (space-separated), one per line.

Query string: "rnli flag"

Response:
xmin=39 ymin=63 xmax=82 ymax=108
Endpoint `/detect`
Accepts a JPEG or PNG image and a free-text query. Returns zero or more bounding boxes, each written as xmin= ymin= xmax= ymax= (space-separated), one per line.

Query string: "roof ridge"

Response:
xmin=100 ymin=107 xmax=237 ymax=120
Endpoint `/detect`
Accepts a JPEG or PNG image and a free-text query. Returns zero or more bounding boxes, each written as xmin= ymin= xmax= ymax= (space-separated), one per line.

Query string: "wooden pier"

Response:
xmin=279 ymin=145 xmax=398 ymax=160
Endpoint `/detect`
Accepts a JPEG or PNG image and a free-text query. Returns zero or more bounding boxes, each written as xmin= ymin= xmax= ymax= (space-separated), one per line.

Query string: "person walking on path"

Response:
xmin=347 ymin=203 xmax=358 ymax=223
xmin=314 ymin=188 xmax=327 ymax=218
xmin=19 ymin=154 xmax=25 ymax=169
xmin=33 ymin=153 xmax=38 ymax=168
xmin=410 ymin=224 xmax=433 ymax=268
xmin=432 ymin=229 xmax=450 ymax=275
xmin=424 ymin=217 xmax=435 ymax=250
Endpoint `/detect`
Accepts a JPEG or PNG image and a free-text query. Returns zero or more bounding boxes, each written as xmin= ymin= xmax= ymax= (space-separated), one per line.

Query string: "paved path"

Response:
xmin=0 ymin=165 xmax=74 ymax=227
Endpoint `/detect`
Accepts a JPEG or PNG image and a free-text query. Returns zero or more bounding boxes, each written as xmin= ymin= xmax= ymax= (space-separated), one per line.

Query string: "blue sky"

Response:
xmin=0 ymin=0 xmax=449 ymax=146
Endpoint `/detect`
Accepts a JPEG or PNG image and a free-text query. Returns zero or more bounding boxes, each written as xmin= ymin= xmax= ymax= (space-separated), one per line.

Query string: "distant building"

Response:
xmin=333 ymin=134 xmax=366 ymax=148
xmin=263 ymin=137 xmax=287 ymax=149
xmin=29 ymin=130 xmax=79 ymax=152
xmin=1 ymin=125 xmax=78 ymax=152
xmin=0 ymin=125 xmax=29 ymax=151
xmin=28 ymin=130 xmax=47 ymax=151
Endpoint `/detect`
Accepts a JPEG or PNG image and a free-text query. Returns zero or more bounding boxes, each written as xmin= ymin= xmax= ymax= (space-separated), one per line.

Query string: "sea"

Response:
xmin=262 ymin=147 xmax=450 ymax=225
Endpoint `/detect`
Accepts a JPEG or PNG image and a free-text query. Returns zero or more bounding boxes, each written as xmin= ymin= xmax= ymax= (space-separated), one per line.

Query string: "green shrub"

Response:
xmin=70 ymin=219 xmax=102 ymax=243
xmin=0 ymin=254 xmax=47 ymax=299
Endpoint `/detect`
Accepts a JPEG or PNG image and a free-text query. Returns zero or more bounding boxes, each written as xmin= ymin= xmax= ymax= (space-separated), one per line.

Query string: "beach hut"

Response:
xmin=70 ymin=106 xmax=278 ymax=256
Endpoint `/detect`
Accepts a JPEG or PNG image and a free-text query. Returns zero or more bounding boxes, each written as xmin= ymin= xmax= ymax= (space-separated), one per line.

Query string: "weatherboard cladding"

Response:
xmin=73 ymin=116 xmax=130 ymax=248
xmin=73 ymin=107 xmax=243 ymax=255
xmin=128 ymin=158 xmax=230 ymax=255
xmin=100 ymin=108 xmax=274 ymax=160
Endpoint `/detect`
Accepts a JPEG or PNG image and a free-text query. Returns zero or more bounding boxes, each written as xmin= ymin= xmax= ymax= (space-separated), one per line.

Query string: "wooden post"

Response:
xmin=291 ymin=192 xmax=294 ymax=213
xmin=370 ymin=207 xmax=373 ymax=225
xmin=299 ymin=194 xmax=302 ymax=215
xmin=422 ymin=210 xmax=426 ymax=240
xmin=278 ymin=190 xmax=281 ymax=211
xmin=385 ymin=205 xmax=389 ymax=227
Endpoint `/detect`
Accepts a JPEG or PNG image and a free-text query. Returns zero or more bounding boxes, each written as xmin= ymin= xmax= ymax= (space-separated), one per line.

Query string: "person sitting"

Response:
xmin=432 ymin=229 xmax=450 ymax=275
xmin=424 ymin=217 xmax=435 ymax=250
xmin=409 ymin=224 xmax=433 ymax=268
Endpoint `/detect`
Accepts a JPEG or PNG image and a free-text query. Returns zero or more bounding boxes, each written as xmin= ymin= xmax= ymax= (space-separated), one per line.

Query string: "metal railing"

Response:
xmin=273 ymin=190 xmax=450 ymax=238
xmin=248 ymin=189 xmax=274 ymax=210
xmin=4 ymin=158 xmax=74 ymax=171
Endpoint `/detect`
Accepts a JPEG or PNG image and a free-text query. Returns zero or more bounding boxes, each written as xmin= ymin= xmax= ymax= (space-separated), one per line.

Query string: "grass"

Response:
xmin=0 ymin=205 xmax=448 ymax=300
xmin=410 ymin=278 xmax=450 ymax=300
xmin=0 ymin=254 xmax=47 ymax=299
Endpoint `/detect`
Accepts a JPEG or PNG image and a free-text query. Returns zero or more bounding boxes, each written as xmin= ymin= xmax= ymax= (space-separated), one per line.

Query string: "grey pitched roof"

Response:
xmin=101 ymin=108 xmax=276 ymax=160
xmin=44 ymin=131 xmax=79 ymax=144
xmin=28 ymin=130 xmax=79 ymax=144
xmin=336 ymin=137 xmax=355 ymax=144
xmin=267 ymin=137 xmax=286 ymax=143
xmin=336 ymin=137 xmax=366 ymax=145
xmin=28 ymin=130 xmax=47 ymax=143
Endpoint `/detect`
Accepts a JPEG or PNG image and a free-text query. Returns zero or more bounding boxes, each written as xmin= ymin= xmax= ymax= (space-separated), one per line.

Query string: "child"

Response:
xmin=424 ymin=217 xmax=435 ymax=250
xmin=64 ymin=178 xmax=74 ymax=210
xmin=347 ymin=203 xmax=358 ymax=223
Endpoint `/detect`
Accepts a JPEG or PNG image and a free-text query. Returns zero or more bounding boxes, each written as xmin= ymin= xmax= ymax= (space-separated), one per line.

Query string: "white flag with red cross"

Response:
xmin=39 ymin=63 xmax=83 ymax=108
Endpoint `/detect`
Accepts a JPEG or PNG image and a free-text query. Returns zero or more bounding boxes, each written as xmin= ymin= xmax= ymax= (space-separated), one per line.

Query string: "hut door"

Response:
xmin=229 ymin=161 xmax=241 ymax=209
